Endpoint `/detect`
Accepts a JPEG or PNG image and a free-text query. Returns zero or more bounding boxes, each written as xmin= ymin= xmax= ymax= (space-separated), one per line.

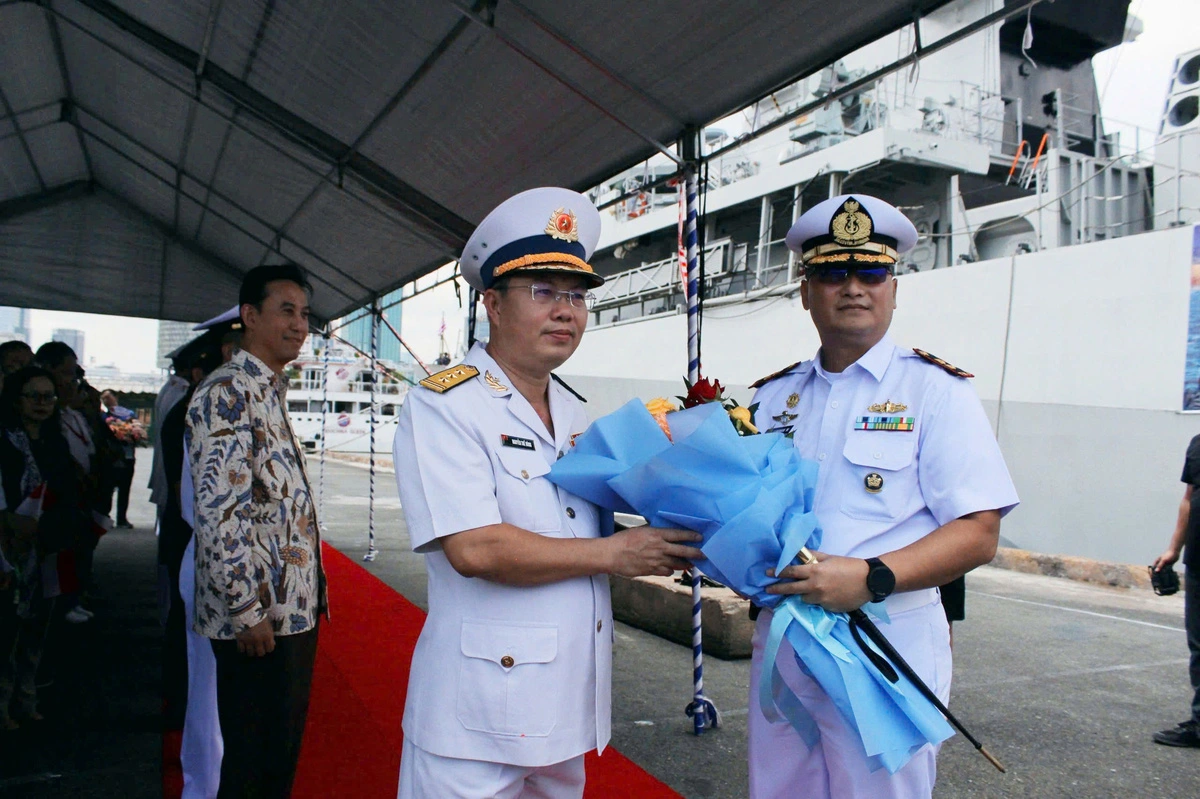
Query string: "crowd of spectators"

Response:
xmin=0 ymin=338 xmax=147 ymax=732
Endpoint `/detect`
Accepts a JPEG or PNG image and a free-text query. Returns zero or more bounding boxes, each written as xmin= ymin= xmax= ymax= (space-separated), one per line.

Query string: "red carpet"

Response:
xmin=291 ymin=543 xmax=682 ymax=798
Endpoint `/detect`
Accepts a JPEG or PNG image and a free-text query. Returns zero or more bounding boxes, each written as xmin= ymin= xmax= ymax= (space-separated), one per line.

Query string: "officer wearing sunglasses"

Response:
xmin=744 ymin=194 xmax=1019 ymax=798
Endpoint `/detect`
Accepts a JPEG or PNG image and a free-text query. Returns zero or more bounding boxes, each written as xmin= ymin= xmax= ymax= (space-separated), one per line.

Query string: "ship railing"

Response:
xmin=590 ymin=237 xmax=795 ymax=327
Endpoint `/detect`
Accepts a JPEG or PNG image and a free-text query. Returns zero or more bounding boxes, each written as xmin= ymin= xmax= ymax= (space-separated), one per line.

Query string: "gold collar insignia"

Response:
xmin=485 ymin=371 xmax=508 ymax=392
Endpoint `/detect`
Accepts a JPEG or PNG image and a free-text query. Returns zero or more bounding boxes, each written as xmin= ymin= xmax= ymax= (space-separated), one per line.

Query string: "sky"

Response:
xmin=10 ymin=0 xmax=1198 ymax=373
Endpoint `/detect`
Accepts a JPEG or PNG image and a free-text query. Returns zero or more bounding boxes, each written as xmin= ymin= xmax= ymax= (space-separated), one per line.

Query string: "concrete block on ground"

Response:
xmin=610 ymin=574 xmax=754 ymax=659
xmin=991 ymin=546 xmax=1152 ymax=590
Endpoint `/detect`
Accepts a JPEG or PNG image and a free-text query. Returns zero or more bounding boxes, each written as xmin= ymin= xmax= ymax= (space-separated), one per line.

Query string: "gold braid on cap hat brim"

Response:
xmin=801 ymin=240 xmax=899 ymax=266
xmin=492 ymin=252 xmax=596 ymax=278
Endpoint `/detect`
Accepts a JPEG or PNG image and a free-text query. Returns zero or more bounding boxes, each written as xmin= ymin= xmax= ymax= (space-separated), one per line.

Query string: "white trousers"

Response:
xmin=180 ymin=536 xmax=223 ymax=799
xmin=397 ymin=738 xmax=586 ymax=799
xmin=747 ymin=599 xmax=952 ymax=799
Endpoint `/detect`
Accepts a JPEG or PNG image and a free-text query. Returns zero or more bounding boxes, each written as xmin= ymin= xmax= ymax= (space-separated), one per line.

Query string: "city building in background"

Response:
xmin=0 ymin=306 xmax=31 ymax=344
xmin=52 ymin=328 xmax=85 ymax=362
xmin=337 ymin=287 xmax=404 ymax=363
xmin=156 ymin=320 xmax=195 ymax=370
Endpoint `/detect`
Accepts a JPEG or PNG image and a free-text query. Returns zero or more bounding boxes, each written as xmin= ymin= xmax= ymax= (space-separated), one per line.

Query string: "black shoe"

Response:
xmin=1153 ymin=720 xmax=1200 ymax=748
xmin=116 ymin=520 xmax=133 ymax=529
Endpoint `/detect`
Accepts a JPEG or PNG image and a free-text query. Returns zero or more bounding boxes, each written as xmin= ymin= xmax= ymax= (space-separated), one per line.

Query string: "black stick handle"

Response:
xmin=796 ymin=547 xmax=1005 ymax=773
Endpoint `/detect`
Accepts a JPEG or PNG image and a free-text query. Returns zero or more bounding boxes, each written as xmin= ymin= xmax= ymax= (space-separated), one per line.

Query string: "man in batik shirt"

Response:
xmin=187 ymin=263 xmax=327 ymax=798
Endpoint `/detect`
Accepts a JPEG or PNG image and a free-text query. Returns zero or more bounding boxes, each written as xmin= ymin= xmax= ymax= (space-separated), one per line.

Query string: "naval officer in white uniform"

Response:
xmin=392 ymin=187 xmax=704 ymax=799
xmin=747 ymin=194 xmax=1020 ymax=798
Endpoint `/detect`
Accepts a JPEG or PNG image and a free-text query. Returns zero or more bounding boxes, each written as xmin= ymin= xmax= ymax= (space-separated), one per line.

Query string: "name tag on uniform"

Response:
xmin=501 ymin=434 xmax=536 ymax=451
xmin=854 ymin=416 xmax=914 ymax=431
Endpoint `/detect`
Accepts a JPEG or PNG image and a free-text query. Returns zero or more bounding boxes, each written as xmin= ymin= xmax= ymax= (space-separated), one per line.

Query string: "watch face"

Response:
xmin=868 ymin=560 xmax=895 ymax=599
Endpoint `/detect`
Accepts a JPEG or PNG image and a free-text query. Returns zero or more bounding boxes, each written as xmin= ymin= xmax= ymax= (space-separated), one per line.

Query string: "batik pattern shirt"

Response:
xmin=187 ymin=349 xmax=326 ymax=639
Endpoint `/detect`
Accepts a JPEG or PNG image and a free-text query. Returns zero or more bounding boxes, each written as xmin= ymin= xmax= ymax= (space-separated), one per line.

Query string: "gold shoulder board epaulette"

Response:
xmin=912 ymin=349 xmax=974 ymax=379
xmin=419 ymin=365 xmax=480 ymax=393
xmin=551 ymin=373 xmax=586 ymax=403
xmin=750 ymin=360 xmax=803 ymax=390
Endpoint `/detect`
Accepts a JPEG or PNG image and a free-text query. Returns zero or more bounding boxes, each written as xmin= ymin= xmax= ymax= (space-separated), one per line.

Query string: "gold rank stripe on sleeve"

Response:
xmin=855 ymin=416 xmax=915 ymax=431
xmin=419 ymin=365 xmax=480 ymax=393
xmin=749 ymin=360 xmax=803 ymax=390
xmin=912 ymin=348 xmax=974 ymax=379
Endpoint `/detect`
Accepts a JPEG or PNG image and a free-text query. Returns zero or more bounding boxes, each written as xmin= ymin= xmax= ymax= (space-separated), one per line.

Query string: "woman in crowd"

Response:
xmin=0 ymin=366 xmax=82 ymax=730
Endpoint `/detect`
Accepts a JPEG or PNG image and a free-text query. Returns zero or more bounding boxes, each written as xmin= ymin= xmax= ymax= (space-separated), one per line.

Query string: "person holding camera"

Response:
xmin=1152 ymin=433 xmax=1200 ymax=748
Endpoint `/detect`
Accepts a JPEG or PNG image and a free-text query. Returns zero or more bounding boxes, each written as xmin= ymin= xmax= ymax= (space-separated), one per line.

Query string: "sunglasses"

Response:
xmin=808 ymin=266 xmax=894 ymax=286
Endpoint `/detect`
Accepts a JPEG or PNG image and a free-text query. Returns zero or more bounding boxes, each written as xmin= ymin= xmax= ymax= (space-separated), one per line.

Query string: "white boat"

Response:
xmin=286 ymin=338 xmax=415 ymax=455
xmin=531 ymin=0 xmax=1200 ymax=568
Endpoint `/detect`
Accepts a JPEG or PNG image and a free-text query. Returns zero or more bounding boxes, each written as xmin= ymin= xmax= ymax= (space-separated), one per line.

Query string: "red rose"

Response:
xmin=682 ymin=377 xmax=724 ymax=408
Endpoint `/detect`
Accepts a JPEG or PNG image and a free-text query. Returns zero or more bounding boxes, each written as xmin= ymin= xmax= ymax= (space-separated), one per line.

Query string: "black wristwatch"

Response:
xmin=865 ymin=557 xmax=895 ymax=603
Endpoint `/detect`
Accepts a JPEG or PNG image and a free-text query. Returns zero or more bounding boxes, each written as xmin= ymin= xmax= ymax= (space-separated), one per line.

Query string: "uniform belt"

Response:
xmin=748 ymin=586 xmax=940 ymax=621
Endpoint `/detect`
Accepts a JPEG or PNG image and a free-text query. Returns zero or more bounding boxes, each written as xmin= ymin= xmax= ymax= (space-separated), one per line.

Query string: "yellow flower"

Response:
xmin=728 ymin=406 xmax=758 ymax=435
xmin=644 ymin=397 xmax=677 ymax=441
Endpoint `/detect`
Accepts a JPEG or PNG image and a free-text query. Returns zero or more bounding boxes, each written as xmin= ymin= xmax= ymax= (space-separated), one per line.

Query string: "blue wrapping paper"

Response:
xmin=548 ymin=399 xmax=953 ymax=772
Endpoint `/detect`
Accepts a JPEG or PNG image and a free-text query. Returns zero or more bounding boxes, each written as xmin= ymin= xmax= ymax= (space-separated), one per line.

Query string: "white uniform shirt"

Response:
xmin=751 ymin=335 xmax=1019 ymax=559
xmin=392 ymin=343 xmax=613 ymax=768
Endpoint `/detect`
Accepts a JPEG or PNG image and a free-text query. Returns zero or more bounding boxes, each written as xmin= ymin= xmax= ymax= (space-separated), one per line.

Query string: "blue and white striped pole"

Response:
xmin=683 ymin=162 xmax=720 ymax=735
xmin=364 ymin=299 xmax=380 ymax=563
xmin=318 ymin=327 xmax=330 ymax=520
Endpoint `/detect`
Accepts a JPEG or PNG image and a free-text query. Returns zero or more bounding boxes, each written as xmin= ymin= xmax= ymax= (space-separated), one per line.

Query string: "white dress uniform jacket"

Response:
xmin=745 ymin=335 xmax=1019 ymax=799
xmin=392 ymin=343 xmax=613 ymax=768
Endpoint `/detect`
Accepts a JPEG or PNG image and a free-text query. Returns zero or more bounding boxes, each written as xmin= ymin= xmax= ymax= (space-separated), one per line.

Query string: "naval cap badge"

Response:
xmin=830 ymin=198 xmax=873 ymax=247
xmin=545 ymin=207 xmax=580 ymax=242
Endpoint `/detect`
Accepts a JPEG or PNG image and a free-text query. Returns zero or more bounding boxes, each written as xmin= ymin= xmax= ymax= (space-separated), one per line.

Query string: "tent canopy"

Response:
xmin=0 ymin=0 xmax=955 ymax=324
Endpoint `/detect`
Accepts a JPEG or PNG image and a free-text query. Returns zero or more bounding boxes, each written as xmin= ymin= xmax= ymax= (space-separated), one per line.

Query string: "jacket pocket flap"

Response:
xmin=843 ymin=434 xmax=915 ymax=471
xmin=460 ymin=620 xmax=558 ymax=667
xmin=495 ymin=447 xmax=551 ymax=483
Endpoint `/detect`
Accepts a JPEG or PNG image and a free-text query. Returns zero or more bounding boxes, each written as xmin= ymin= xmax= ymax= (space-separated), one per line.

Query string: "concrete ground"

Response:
xmin=3 ymin=454 xmax=1198 ymax=797
xmin=320 ymin=458 xmax=1200 ymax=799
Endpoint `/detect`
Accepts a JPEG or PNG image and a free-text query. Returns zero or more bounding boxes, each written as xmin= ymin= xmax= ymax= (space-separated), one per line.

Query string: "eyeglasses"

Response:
xmin=808 ymin=266 xmax=894 ymax=286
xmin=21 ymin=391 xmax=58 ymax=404
xmin=504 ymin=282 xmax=596 ymax=310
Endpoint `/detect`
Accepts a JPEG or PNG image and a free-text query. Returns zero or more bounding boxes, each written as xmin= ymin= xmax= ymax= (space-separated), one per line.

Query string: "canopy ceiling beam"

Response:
xmin=70 ymin=117 xmax=358 ymax=310
xmin=0 ymin=81 xmax=47 ymax=191
xmin=193 ymin=0 xmax=274 ymax=244
xmin=70 ymin=103 xmax=373 ymax=300
xmin=0 ymin=99 xmax=65 ymax=146
xmin=71 ymin=0 xmax=475 ymax=249
xmin=173 ymin=0 xmax=225 ymax=234
xmin=45 ymin=0 xmax=464 ymax=255
xmin=259 ymin=7 xmax=477 ymax=268
xmin=0 ymin=179 xmax=92 ymax=222
xmin=38 ymin=0 xmax=94 ymax=179
xmin=504 ymin=0 xmax=684 ymax=126
xmin=448 ymin=0 xmax=682 ymax=164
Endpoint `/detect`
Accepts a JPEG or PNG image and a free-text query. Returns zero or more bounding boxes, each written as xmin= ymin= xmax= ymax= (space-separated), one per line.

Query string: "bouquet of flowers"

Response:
xmin=548 ymin=388 xmax=953 ymax=773
xmin=107 ymin=417 xmax=147 ymax=446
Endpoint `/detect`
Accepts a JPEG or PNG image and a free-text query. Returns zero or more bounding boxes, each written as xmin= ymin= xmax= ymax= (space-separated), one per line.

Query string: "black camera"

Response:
xmin=1149 ymin=565 xmax=1180 ymax=597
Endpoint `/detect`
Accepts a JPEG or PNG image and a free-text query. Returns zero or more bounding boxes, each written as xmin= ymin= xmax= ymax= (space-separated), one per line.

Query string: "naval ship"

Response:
xmin=533 ymin=0 xmax=1200 ymax=568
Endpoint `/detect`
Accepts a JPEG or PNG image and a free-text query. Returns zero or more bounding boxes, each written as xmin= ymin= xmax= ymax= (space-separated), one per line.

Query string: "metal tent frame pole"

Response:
xmin=364 ymin=298 xmax=381 ymax=562
xmin=681 ymin=148 xmax=719 ymax=736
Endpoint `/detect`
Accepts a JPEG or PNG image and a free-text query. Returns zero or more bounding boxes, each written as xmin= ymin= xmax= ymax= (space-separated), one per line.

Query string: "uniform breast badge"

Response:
xmin=867 ymin=400 xmax=907 ymax=413
xmin=786 ymin=392 xmax=800 ymax=409
xmin=855 ymin=416 xmax=914 ymax=431
xmin=485 ymin=371 xmax=508 ymax=392
xmin=864 ymin=472 xmax=884 ymax=493
xmin=772 ymin=410 xmax=798 ymax=424
xmin=501 ymin=434 xmax=536 ymax=451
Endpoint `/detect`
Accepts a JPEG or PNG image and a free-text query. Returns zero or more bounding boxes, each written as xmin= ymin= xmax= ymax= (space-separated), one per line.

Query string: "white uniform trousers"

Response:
xmin=397 ymin=738 xmax=585 ymax=799
xmin=180 ymin=536 xmax=223 ymax=799
xmin=747 ymin=599 xmax=952 ymax=799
